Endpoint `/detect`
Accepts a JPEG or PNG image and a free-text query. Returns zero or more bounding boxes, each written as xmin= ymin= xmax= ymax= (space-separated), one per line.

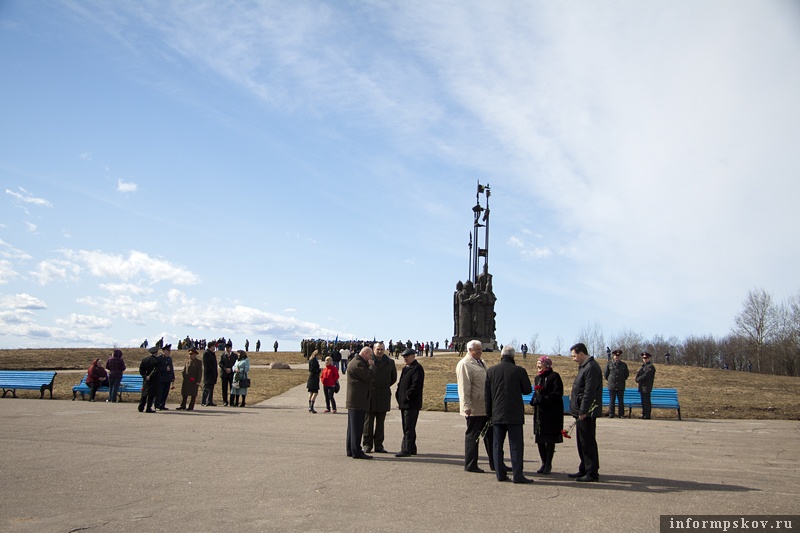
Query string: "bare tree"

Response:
xmin=609 ymin=329 xmax=646 ymax=361
xmin=732 ymin=288 xmax=779 ymax=373
xmin=551 ymin=335 xmax=564 ymax=356
xmin=682 ymin=334 xmax=719 ymax=368
xmin=575 ymin=321 xmax=605 ymax=360
xmin=529 ymin=333 xmax=540 ymax=356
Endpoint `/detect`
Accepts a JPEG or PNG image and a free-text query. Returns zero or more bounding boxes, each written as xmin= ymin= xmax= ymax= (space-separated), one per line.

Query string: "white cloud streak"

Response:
xmin=116 ymin=179 xmax=137 ymax=193
xmin=5 ymin=187 xmax=53 ymax=207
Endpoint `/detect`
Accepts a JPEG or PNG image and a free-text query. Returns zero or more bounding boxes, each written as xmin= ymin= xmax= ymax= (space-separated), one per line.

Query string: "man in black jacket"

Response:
xmin=218 ymin=344 xmax=237 ymax=406
xmin=635 ymin=352 xmax=656 ymax=419
xmin=138 ymin=346 xmax=160 ymax=413
xmin=363 ymin=342 xmax=397 ymax=453
xmin=604 ymin=349 xmax=629 ymax=418
xmin=394 ymin=348 xmax=425 ymax=458
xmin=485 ymin=345 xmax=533 ymax=483
xmin=201 ymin=341 xmax=219 ymax=407
xmin=569 ymin=342 xmax=602 ymax=482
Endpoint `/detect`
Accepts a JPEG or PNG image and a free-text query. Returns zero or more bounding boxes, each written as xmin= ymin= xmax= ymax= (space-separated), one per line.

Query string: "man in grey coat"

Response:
xmin=604 ymin=349 xmax=629 ymax=418
xmin=569 ymin=342 xmax=602 ymax=482
xmin=346 ymin=347 xmax=374 ymax=459
xmin=363 ymin=342 xmax=397 ymax=453
xmin=485 ymin=345 xmax=533 ymax=483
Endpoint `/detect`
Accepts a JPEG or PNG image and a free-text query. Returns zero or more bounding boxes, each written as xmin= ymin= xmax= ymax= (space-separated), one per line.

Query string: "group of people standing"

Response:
xmin=604 ymin=349 xmax=657 ymax=419
xmin=135 ymin=341 xmax=250 ymax=412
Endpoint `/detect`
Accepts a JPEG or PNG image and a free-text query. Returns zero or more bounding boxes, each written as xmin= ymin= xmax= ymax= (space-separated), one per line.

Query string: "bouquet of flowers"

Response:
xmin=477 ymin=419 xmax=492 ymax=442
xmin=561 ymin=400 xmax=598 ymax=439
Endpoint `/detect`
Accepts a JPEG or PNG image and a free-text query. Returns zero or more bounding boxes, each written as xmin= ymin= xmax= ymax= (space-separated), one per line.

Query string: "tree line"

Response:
xmin=508 ymin=288 xmax=800 ymax=377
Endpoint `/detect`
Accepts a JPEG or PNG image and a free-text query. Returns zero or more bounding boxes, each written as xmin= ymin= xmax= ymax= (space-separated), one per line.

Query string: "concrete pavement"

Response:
xmin=0 ymin=376 xmax=798 ymax=533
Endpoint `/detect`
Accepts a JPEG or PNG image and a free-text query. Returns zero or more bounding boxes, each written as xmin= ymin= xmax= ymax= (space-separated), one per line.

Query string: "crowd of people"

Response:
xmin=83 ymin=337 xmax=659 ymax=482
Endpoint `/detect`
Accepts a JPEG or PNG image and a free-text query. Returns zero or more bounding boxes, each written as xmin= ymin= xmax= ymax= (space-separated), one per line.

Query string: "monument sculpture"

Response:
xmin=452 ymin=182 xmax=498 ymax=351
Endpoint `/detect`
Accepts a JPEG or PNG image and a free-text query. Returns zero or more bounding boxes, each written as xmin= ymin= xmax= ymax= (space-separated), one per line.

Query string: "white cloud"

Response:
xmin=0 ymin=260 xmax=19 ymax=284
xmin=5 ymin=187 xmax=52 ymax=207
xmin=77 ymin=294 xmax=160 ymax=325
xmin=25 ymin=221 xmax=37 ymax=233
xmin=80 ymin=152 xmax=92 ymax=160
xmin=0 ymin=239 xmax=33 ymax=260
xmin=55 ymin=313 xmax=112 ymax=329
xmin=116 ymin=179 xmax=137 ymax=193
xmin=0 ymin=293 xmax=47 ymax=310
xmin=30 ymin=259 xmax=81 ymax=285
xmin=99 ymin=282 xmax=153 ymax=295
xmin=63 ymin=249 xmax=200 ymax=285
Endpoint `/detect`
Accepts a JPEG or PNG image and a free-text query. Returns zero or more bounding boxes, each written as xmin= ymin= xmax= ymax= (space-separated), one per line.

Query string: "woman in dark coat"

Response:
xmin=530 ymin=356 xmax=563 ymax=474
xmin=307 ymin=350 xmax=321 ymax=413
xmin=86 ymin=358 xmax=109 ymax=402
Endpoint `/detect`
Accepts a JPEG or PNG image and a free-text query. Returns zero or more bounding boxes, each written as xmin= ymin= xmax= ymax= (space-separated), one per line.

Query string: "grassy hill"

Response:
xmin=1 ymin=349 xmax=797 ymax=419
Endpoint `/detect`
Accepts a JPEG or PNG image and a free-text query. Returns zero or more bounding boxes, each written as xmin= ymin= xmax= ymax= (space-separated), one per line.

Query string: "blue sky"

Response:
xmin=1 ymin=1 xmax=799 ymax=352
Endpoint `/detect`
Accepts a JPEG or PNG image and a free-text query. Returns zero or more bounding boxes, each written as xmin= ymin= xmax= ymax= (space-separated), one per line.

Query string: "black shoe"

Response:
xmin=176 ymin=406 xmax=186 ymax=410
xmin=223 ymin=402 xmax=228 ymax=406
xmin=568 ymin=472 xmax=586 ymax=478
xmin=145 ymin=409 xmax=156 ymax=413
xmin=394 ymin=452 xmax=411 ymax=458
xmin=576 ymin=475 xmax=599 ymax=482
xmin=536 ymin=466 xmax=546 ymax=474
xmin=466 ymin=467 xmax=485 ymax=473
xmin=513 ymin=477 xmax=534 ymax=484
xmin=207 ymin=403 xmax=218 ymax=407
xmin=374 ymin=448 xmax=388 ymax=453
xmin=363 ymin=446 xmax=373 ymax=453
xmin=497 ymin=477 xmax=510 ymax=482
xmin=354 ymin=453 xmax=373 ymax=460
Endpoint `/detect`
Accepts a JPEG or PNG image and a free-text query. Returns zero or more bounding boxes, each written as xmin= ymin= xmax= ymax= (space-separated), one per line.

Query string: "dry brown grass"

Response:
xmin=2 ymin=349 xmax=798 ymax=419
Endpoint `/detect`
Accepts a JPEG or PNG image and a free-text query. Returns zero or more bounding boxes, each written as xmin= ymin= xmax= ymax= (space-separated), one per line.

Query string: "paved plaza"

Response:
xmin=0 ymin=379 xmax=798 ymax=533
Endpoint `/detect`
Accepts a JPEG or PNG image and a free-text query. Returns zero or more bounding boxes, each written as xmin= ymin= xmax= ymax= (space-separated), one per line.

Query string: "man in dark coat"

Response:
xmin=346 ymin=347 xmax=374 ymax=459
xmin=485 ymin=345 xmax=533 ymax=483
xmin=218 ymin=344 xmax=238 ymax=406
xmin=138 ymin=346 xmax=161 ymax=413
xmin=201 ymin=342 xmax=219 ymax=407
xmin=569 ymin=342 xmax=603 ymax=482
xmin=635 ymin=352 xmax=656 ymax=419
xmin=395 ymin=348 xmax=425 ymax=458
xmin=604 ymin=349 xmax=629 ymax=418
xmin=363 ymin=342 xmax=397 ymax=453
xmin=154 ymin=344 xmax=175 ymax=410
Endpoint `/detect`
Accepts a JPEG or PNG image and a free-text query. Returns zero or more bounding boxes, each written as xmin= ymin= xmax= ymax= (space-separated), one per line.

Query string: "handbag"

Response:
xmin=334 ymin=380 xmax=340 ymax=393
xmin=238 ymin=371 xmax=251 ymax=388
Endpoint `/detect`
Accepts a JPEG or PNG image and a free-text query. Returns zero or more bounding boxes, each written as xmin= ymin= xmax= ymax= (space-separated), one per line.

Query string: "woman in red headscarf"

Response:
xmin=86 ymin=358 xmax=109 ymax=402
xmin=529 ymin=355 xmax=563 ymax=474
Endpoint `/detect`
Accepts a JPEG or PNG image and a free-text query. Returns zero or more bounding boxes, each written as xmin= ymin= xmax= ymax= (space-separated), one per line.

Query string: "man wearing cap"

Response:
xmin=568 ymin=342 xmax=602 ymax=482
xmin=219 ymin=344 xmax=238 ymax=406
xmin=178 ymin=347 xmax=203 ymax=410
xmin=154 ymin=344 xmax=175 ymax=410
xmin=346 ymin=347 xmax=375 ymax=459
xmin=363 ymin=342 xmax=397 ymax=454
xmin=395 ymin=348 xmax=425 ymax=458
xmin=138 ymin=347 xmax=161 ymax=413
xmin=202 ymin=341 xmax=219 ymax=407
xmin=604 ymin=350 xmax=629 ymax=418
xmin=635 ymin=352 xmax=656 ymax=419
xmin=485 ymin=345 xmax=533 ymax=483
xmin=456 ymin=339 xmax=495 ymax=473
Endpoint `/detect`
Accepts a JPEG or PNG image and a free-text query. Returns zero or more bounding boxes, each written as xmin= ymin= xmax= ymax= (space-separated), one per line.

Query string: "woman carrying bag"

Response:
xmin=231 ymin=350 xmax=251 ymax=407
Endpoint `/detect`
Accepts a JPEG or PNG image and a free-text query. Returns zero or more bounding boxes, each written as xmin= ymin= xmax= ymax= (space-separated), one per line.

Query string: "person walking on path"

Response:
xmin=394 ymin=348 xmax=425 ymax=458
xmin=363 ymin=342 xmax=397 ymax=454
xmin=105 ymin=349 xmax=126 ymax=403
xmin=320 ymin=356 xmax=340 ymax=413
xmin=568 ymin=342 xmax=602 ymax=482
xmin=456 ymin=339 xmax=495 ymax=473
xmin=485 ymin=345 xmax=533 ymax=483
xmin=307 ymin=350 xmax=321 ymax=413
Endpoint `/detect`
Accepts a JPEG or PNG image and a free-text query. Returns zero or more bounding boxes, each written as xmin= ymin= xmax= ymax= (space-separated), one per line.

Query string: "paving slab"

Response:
xmin=0 ymin=379 xmax=798 ymax=533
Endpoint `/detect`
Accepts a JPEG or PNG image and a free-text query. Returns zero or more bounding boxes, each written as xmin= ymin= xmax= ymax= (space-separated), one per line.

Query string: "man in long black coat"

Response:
xmin=569 ymin=342 xmax=603 ymax=482
xmin=138 ymin=346 xmax=160 ymax=413
xmin=395 ymin=348 xmax=425 ymax=458
xmin=485 ymin=345 xmax=532 ymax=483
xmin=202 ymin=342 xmax=219 ymax=407
xmin=635 ymin=352 xmax=656 ymax=419
xmin=363 ymin=342 xmax=397 ymax=453
xmin=346 ymin=347 xmax=374 ymax=459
